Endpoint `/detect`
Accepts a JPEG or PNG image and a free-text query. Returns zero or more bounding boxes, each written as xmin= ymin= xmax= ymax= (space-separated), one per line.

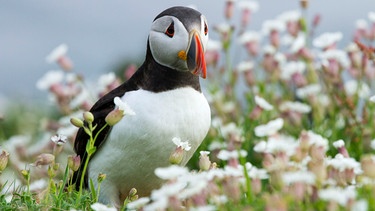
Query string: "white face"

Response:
xmin=149 ymin=15 xmax=209 ymax=72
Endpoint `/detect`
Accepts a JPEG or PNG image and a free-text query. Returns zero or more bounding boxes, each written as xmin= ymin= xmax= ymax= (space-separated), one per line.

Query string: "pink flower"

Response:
xmin=45 ymin=44 xmax=73 ymax=71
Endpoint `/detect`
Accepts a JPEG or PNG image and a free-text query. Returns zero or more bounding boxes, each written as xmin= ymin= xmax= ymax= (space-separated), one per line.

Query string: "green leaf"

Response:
xmin=83 ymin=127 xmax=92 ymax=136
xmin=89 ymin=178 xmax=97 ymax=202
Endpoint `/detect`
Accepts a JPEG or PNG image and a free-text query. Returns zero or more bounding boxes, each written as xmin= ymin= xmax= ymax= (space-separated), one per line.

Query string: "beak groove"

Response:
xmin=187 ymin=32 xmax=207 ymax=79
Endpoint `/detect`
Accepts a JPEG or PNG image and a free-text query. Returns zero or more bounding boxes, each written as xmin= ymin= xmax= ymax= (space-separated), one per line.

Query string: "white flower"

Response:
xmin=282 ymin=170 xmax=315 ymax=185
xmin=333 ymin=139 xmax=345 ymax=148
xmin=50 ymin=134 xmax=67 ymax=145
xmin=98 ymin=72 xmax=116 ymax=90
xmin=46 ymin=43 xmax=68 ymax=63
xmin=211 ymin=116 xmax=223 ymax=128
xmin=220 ymin=122 xmax=242 ymax=139
xmin=369 ymin=95 xmax=375 ymax=103
xmin=248 ymin=166 xmax=268 ymax=179
xmin=151 ymin=182 xmax=186 ymax=199
xmin=304 ymin=131 xmax=329 ymax=150
xmin=190 ymin=205 xmax=217 ymax=211
xmin=368 ymin=11 xmax=375 ymax=23
xmin=206 ymin=39 xmax=222 ymax=51
xmin=266 ymin=135 xmax=298 ymax=156
xmin=90 ymin=202 xmax=117 ymax=211
xmin=262 ymin=19 xmax=285 ymax=35
xmin=126 ymin=197 xmax=150 ymax=210
xmin=178 ymin=178 xmax=208 ymax=199
xmin=253 ymin=140 xmax=267 ymax=153
xmin=313 ymin=32 xmax=343 ymax=49
xmin=281 ymin=61 xmax=306 ymax=80
xmin=296 ymin=84 xmax=322 ymax=99
xmin=356 ymin=19 xmax=368 ymax=30
xmin=214 ymin=23 xmax=232 ymax=34
xmin=69 ymin=88 xmax=91 ymax=109
xmin=217 ymin=149 xmax=247 ymax=160
xmin=318 ymin=94 xmax=330 ymax=107
xmin=208 ymin=141 xmax=227 ymax=151
xmin=254 ymin=118 xmax=284 ymax=137
xmin=236 ymin=61 xmax=254 ymax=72
xmin=238 ymin=0 xmax=259 ymax=12
xmin=154 ymin=165 xmax=188 ymax=180
xmin=279 ymin=101 xmax=311 ymax=113
xmin=263 ymin=45 xmax=277 ymax=55
xmin=277 ymin=10 xmax=301 ymax=22
xmin=351 ymin=199 xmax=368 ymax=211
xmin=255 ymin=95 xmax=273 ymax=110
xmin=326 ymin=154 xmax=362 ymax=173
xmin=222 ymin=101 xmax=236 ymax=113
xmin=290 ymin=33 xmax=306 ymax=53
xmin=238 ymin=31 xmax=262 ymax=44
xmin=113 ymin=97 xmax=136 ymax=115
xmin=5 ymin=194 xmax=12 ymax=203
xmin=200 ymin=151 xmax=210 ymax=156
xmin=318 ymin=186 xmax=357 ymax=206
xmin=143 ymin=196 xmax=168 ymax=211
xmin=345 ymin=42 xmax=360 ymax=52
xmin=223 ymin=165 xmax=244 ymax=177
xmin=36 ymin=70 xmax=64 ymax=90
xmin=344 ymin=80 xmax=370 ymax=99
xmin=172 ymin=137 xmax=191 ymax=151
xmin=319 ymin=49 xmax=350 ymax=68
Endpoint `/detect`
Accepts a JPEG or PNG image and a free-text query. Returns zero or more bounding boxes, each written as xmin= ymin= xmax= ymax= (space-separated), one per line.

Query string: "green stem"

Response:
xmin=93 ymin=123 xmax=109 ymax=142
xmin=77 ymin=123 xmax=109 ymax=202
xmin=77 ymin=129 xmax=94 ymax=202
xmin=239 ymin=152 xmax=252 ymax=203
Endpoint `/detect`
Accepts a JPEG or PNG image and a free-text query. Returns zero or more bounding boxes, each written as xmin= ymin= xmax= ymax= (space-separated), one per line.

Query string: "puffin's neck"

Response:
xmin=135 ymin=41 xmax=201 ymax=93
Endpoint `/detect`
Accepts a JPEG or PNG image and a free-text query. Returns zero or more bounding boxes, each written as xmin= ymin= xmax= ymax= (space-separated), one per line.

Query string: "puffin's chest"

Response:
xmin=89 ymin=87 xmax=210 ymax=198
xmin=107 ymin=87 xmax=211 ymax=158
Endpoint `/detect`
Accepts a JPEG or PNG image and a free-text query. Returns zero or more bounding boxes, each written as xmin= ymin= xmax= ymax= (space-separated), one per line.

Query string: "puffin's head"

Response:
xmin=149 ymin=6 xmax=208 ymax=78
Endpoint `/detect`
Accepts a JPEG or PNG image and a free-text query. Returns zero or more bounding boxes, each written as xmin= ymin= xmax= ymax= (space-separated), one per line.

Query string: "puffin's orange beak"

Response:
xmin=187 ymin=32 xmax=207 ymax=79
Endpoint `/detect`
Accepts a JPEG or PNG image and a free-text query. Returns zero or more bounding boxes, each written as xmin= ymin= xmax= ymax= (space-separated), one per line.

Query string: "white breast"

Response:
xmin=89 ymin=87 xmax=211 ymax=203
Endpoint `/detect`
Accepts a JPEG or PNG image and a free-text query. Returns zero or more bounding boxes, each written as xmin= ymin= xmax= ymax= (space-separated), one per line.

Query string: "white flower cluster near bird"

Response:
xmin=113 ymin=97 xmax=136 ymax=116
xmin=254 ymin=118 xmax=284 ymax=137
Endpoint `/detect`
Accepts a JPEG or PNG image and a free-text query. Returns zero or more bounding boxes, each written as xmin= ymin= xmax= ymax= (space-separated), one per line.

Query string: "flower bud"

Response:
xmin=70 ymin=117 xmax=84 ymax=128
xmin=361 ymin=155 xmax=375 ymax=178
xmin=21 ymin=169 xmax=30 ymax=180
xmin=0 ymin=150 xmax=9 ymax=171
xmin=34 ymin=153 xmax=55 ymax=167
xmin=67 ymin=155 xmax=81 ymax=172
xmin=129 ymin=188 xmax=137 ymax=197
xmin=300 ymin=0 xmax=308 ymax=9
xmin=308 ymin=159 xmax=326 ymax=185
xmin=199 ymin=151 xmax=211 ymax=171
xmin=57 ymin=56 xmax=73 ymax=71
xmin=169 ymin=147 xmax=184 ymax=165
xmin=97 ymin=173 xmax=106 ymax=183
xmin=105 ymin=109 xmax=124 ymax=126
xmin=224 ymin=0 xmax=235 ymax=20
xmin=48 ymin=165 xmax=56 ymax=178
xmin=83 ymin=111 xmax=94 ymax=123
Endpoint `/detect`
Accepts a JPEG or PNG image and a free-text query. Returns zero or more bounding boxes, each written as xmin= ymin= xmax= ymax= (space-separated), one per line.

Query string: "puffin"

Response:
xmin=72 ymin=6 xmax=211 ymax=206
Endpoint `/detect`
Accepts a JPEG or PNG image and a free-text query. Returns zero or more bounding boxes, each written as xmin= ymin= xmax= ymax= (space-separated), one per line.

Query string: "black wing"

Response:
xmin=71 ymin=70 xmax=141 ymax=189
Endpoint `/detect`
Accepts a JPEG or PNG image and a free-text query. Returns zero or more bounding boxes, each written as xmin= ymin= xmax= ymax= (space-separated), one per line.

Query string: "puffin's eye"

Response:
xmin=165 ymin=22 xmax=175 ymax=38
xmin=204 ymin=23 xmax=208 ymax=36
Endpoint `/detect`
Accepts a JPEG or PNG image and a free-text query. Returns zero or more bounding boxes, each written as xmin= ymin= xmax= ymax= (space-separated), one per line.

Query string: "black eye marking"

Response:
xmin=165 ymin=22 xmax=175 ymax=38
xmin=204 ymin=22 xmax=208 ymax=36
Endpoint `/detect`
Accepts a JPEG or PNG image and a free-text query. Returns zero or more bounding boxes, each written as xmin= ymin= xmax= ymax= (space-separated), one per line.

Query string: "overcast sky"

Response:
xmin=1 ymin=0 xmax=374 ymax=101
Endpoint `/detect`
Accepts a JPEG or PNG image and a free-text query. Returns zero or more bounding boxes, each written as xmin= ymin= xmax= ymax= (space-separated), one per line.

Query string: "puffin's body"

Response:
xmin=72 ymin=6 xmax=210 ymax=206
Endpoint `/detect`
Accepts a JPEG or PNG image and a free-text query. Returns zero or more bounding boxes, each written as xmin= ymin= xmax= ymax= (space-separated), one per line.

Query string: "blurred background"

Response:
xmin=1 ymin=0 xmax=374 ymax=101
